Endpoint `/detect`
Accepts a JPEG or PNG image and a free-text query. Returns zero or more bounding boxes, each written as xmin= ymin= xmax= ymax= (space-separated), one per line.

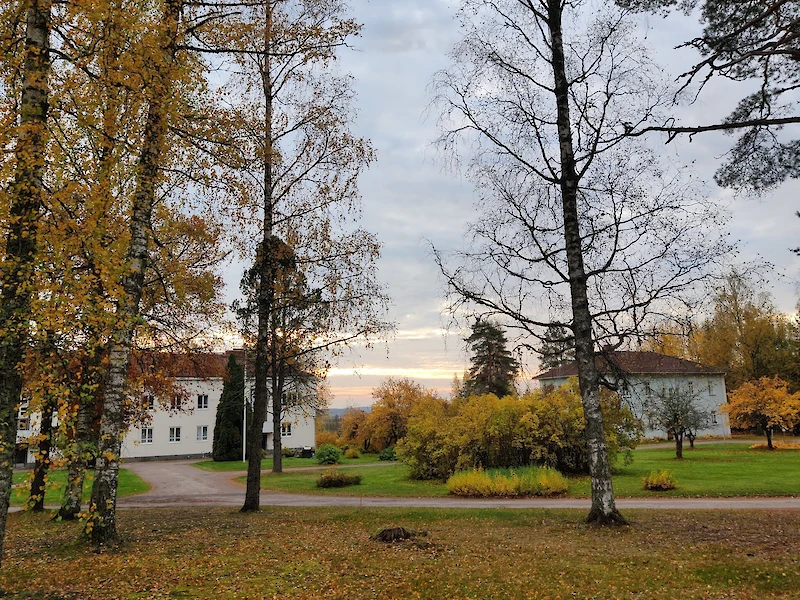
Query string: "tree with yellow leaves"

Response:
xmin=724 ymin=377 xmax=800 ymax=450
xmin=365 ymin=379 xmax=438 ymax=452
xmin=0 ymin=0 xmax=52 ymax=564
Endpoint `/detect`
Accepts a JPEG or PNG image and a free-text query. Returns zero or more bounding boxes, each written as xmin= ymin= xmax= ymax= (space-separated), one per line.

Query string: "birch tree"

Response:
xmin=222 ymin=0 xmax=390 ymax=510
xmin=76 ymin=0 xmax=226 ymax=545
xmin=434 ymin=0 xmax=733 ymax=523
xmin=0 ymin=0 xmax=52 ymax=562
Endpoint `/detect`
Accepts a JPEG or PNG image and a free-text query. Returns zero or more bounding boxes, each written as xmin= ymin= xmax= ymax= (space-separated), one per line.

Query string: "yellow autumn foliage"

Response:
xmin=724 ymin=376 xmax=800 ymax=449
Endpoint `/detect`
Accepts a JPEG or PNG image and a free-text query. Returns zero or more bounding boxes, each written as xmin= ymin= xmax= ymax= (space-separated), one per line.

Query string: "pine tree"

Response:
xmin=463 ymin=320 xmax=519 ymax=398
xmin=538 ymin=325 xmax=575 ymax=371
xmin=213 ymin=354 xmax=245 ymax=462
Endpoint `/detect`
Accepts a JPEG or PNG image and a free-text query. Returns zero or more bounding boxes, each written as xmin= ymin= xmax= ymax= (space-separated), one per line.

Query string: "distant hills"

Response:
xmin=322 ymin=407 xmax=371 ymax=417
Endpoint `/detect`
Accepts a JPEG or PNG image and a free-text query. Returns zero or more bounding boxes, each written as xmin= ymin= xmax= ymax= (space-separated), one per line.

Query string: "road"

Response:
xmin=116 ymin=459 xmax=800 ymax=511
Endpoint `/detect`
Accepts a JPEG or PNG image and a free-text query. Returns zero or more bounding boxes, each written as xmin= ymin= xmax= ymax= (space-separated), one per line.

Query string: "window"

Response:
xmin=281 ymin=422 xmax=292 ymax=437
xmin=197 ymin=425 xmax=208 ymax=441
xmin=170 ymin=396 xmax=182 ymax=410
xmin=687 ymin=381 xmax=694 ymax=395
xmin=169 ymin=427 xmax=181 ymax=443
xmin=141 ymin=427 xmax=153 ymax=444
xmin=17 ymin=404 xmax=29 ymax=431
xmin=644 ymin=383 xmax=652 ymax=398
xmin=197 ymin=394 xmax=209 ymax=410
xmin=708 ymin=380 xmax=716 ymax=396
xmin=711 ymin=410 xmax=718 ymax=425
xmin=143 ymin=395 xmax=154 ymax=410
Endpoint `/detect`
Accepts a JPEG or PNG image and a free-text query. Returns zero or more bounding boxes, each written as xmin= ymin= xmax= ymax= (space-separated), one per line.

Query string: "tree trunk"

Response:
xmin=547 ymin=0 xmax=624 ymax=525
xmin=242 ymin=4 xmax=275 ymax=511
xmin=28 ymin=398 xmax=55 ymax=511
xmin=675 ymin=431 xmax=684 ymax=459
xmin=0 ymin=0 xmax=51 ymax=564
xmin=57 ymin=374 xmax=98 ymax=521
xmin=766 ymin=426 xmax=774 ymax=450
xmin=88 ymin=0 xmax=180 ymax=546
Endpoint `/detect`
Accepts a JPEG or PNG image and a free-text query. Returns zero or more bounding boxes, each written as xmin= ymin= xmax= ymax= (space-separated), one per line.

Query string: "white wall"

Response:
xmin=122 ymin=378 xmax=221 ymax=459
xmin=122 ymin=377 xmax=318 ymax=459
xmin=539 ymin=373 xmax=731 ymax=438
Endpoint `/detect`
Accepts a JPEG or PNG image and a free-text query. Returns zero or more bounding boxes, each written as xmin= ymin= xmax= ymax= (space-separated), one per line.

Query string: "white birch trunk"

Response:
xmin=547 ymin=0 xmax=624 ymax=524
xmin=0 ymin=0 xmax=52 ymax=564
xmin=88 ymin=0 xmax=181 ymax=545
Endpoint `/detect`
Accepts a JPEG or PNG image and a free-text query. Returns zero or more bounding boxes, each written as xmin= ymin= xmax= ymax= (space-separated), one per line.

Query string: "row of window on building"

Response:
xmin=641 ymin=380 xmax=716 ymax=398
xmin=139 ymin=423 xmax=293 ymax=444
xmin=139 ymin=425 xmax=210 ymax=444
xmin=144 ymin=394 xmax=210 ymax=411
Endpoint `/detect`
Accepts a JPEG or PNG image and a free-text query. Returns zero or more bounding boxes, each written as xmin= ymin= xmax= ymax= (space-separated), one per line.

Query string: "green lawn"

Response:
xmin=193 ymin=452 xmax=382 ymax=472
xmin=247 ymin=443 xmax=800 ymax=498
xmin=589 ymin=442 xmax=800 ymax=498
xmin=5 ymin=507 xmax=800 ymax=599
xmin=11 ymin=468 xmax=150 ymax=506
xmin=242 ymin=463 xmax=450 ymax=497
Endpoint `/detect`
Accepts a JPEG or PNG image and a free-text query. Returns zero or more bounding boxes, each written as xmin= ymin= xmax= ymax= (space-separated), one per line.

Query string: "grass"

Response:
xmin=242 ymin=463 xmax=450 ymax=497
xmin=4 ymin=506 xmax=800 ymax=598
xmin=575 ymin=442 xmax=800 ymax=498
xmin=247 ymin=443 xmax=800 ymax=499
xmin=192 ymin=452 xmax=382 ymax=472
xmin=11 ymin=469 xmax=150 ymax=506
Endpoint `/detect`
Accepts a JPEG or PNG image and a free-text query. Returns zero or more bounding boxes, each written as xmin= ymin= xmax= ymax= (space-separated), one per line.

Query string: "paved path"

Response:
xmin=117 ymin=459 xmax=800 ymax=511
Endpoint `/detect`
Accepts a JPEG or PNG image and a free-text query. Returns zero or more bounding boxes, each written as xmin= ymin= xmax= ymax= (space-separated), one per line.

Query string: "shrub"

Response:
xmin=281 ymin=446 xmax=295 ymax=458
xmin=446 ymin=467 xmax=568 ymax=497
xmin=399 ymin=379 xmax=641 ymax=480
xmin=642 ymin=469 xmax=676 ymax=491
xmin=344 ymin=448 xmax=361 ymax=459
xmin=316 ymin=468 xmax=362 ymax=488
xmin=316 ymin=444 xmax=342 ymax=465
xmin=315 ymin=430 xmax=339 ymax=448
xmin=378 ymin=446 xmax=397 ymax=461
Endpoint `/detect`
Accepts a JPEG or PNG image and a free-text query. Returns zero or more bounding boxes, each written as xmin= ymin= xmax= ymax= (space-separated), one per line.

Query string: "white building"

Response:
xmin=535 ymin=351 xmax=730 ymax=438
xmin=16 ymin=351 xmax=317 ymax=465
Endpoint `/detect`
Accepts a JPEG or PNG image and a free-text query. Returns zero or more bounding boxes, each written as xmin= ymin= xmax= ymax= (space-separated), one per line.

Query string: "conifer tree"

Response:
xmin=213 ymin=354 xmax=246 ymax=462
xmin=463 ymin=320 xmax=519 ymax=398
xmin=537 ymin=325 xmax=575 ymax=371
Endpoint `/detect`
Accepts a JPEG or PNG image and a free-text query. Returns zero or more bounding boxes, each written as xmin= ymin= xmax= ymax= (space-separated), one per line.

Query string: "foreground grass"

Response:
xmin=248 ymin=443 xmax=800 ymax=499
xmin=11 ymin=469 xmax=150 ymax=506
xmin=193 ymin=452 xmax=382 ymax=472
xmin=4 ymin=507 xmax=800 ymax=599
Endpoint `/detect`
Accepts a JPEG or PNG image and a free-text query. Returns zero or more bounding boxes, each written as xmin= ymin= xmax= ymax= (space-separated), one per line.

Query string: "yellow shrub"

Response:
xmin=537 ymin=468 xmax=569 ymax=495
xmin=446 ymin=467 xmax=568 ymax=497
xmin=642 ymin=469 xmax=676 ymax=491
xmin=446 ymin=469 xmax=495 ymax=497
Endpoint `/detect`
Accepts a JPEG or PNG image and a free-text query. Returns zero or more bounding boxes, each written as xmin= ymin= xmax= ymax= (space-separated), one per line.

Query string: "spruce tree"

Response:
xmin=538 ymin=325 xmax=575 ymax=371
xmin=463 ymin=320 xmax=519 ymax=397
xmin=213 ymin=354 xmax=245 ymax=461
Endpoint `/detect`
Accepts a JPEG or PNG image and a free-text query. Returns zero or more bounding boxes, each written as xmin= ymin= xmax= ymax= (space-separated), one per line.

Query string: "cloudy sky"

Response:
xmin=222 ymin=1 xmax=800 ymax=407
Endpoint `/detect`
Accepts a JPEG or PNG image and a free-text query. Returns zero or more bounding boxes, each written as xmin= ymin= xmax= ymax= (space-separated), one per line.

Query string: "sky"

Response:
xmin=220 ymin=0 xmax=800 ymax=408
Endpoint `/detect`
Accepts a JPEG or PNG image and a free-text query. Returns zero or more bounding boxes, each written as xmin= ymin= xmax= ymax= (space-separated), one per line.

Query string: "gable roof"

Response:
xmin=535 ymin=351 xmax=725 ymax=380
